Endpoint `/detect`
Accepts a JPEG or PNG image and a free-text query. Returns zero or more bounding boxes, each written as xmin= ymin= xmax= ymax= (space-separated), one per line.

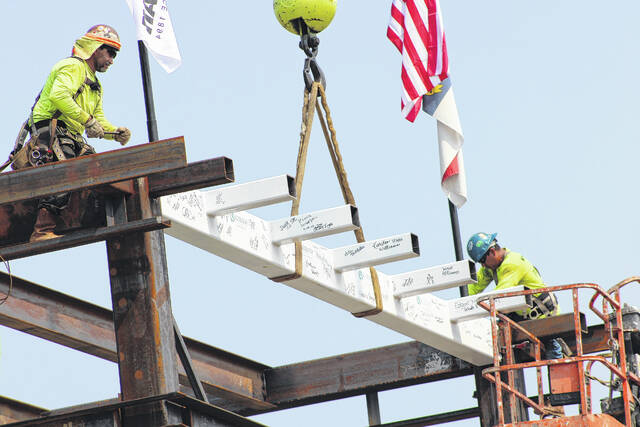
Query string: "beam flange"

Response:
xmin=332 ymin=233 xmax=420 ymax=272
xmin=148 ymin=157 xmax=234 ymax=198
xmin=0 ymin=217 xmax=170 ymax=261
xmin=392 ymin=260 xmax=476 ymax=298
xmin=269 ymin=205 xmax=359 ymax=245
xmin=204 ymin=175 xmax=295 ymax=216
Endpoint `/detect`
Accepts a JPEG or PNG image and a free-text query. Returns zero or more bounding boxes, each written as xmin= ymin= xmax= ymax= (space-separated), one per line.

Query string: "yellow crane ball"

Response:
xmin=273 ymin=0 xmax=337 ymax=35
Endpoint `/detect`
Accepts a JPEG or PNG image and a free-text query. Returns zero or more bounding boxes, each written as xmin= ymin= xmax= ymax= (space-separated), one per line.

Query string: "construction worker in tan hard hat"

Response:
xmin=18 ymin=25 xmax=132 ymax=242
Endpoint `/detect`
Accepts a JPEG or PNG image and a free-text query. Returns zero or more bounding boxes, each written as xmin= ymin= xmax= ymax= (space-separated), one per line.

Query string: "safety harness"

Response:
xmin=527 ymin=291 xmax=559 ymax=320
xmin=486 ymin=260 xmax=559 ymax=320
xmin=1 ymin=57 xmax=99 ymax=172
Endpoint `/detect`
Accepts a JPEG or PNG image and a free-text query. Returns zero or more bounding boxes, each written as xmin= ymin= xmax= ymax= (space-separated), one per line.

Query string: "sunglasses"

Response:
xmin=479 ymin=248 xmax=491 ymax=264
xmin=105 ymin=47 xmax=118 ymax=59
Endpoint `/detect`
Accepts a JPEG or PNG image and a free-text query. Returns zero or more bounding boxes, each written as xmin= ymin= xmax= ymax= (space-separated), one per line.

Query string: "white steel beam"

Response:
xmin=332 ymin=234 xmax=419 ymax=272
xmin=392 ymin=260 xmax=477 ymax=298
xmin=270 ymin=205 xmax=360 ymax=245
xmin=160 ymin=184 xmax=502 ymax=366
xmin=449 ymin=286 xmax=529 ymax=323
xmin=205 ymin=175 xmax=295 ymax=216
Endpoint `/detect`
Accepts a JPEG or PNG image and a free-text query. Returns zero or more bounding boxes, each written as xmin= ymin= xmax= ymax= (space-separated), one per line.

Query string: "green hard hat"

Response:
xmin=273 ymin=0 xmax=337 ymax=35
xmin=467 ymin=232 xmax=497 ymax=263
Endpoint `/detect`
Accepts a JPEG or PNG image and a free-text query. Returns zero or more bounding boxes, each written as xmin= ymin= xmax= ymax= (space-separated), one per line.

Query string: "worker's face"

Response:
xmin=93 ymin=47 xmax=117 ymax=72
xmin=481 ymin=247 xmax=500 ymax=269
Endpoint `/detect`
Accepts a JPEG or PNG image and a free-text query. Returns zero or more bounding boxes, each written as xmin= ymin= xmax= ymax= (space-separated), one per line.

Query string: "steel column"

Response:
xmin=105 ymin=178 xmax=179 ymax=425
xmin=366 ymin=392 xmax=381 ymax=425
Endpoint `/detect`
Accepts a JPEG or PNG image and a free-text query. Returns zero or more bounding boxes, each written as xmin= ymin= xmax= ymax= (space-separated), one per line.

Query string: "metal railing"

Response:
xmin=476 ymin=281 xmax=640 ymax=426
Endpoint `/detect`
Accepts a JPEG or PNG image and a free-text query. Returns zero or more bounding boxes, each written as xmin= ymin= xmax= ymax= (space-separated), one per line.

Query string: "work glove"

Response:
xmin=85 ymin=117 xmax=104 ymax=139
xmin=114 ymin=127 xmax=131 ymax=146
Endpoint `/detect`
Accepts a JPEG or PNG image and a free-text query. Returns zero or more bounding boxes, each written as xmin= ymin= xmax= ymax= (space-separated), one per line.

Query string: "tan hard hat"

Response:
xmin=84 ymin=25 xmax=121 ymax=50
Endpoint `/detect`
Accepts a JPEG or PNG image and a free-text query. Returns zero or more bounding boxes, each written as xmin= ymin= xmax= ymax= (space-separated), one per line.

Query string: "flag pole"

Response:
xmin=448 ymin=200 xmax=468 ymax=297
xmin=137 ymin=41 xmax=158 ymax=142
xmin=450 ymin=201 xmax=499 ymax=425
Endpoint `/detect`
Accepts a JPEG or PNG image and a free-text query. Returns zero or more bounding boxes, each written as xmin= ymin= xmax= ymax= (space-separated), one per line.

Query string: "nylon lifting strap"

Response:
xmin=269 ymin=82 xmax=383 ymax=318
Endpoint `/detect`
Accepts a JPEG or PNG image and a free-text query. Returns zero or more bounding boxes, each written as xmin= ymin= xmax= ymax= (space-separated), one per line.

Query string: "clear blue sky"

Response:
xmin=2 ymin=1 xmax=640 ymax=426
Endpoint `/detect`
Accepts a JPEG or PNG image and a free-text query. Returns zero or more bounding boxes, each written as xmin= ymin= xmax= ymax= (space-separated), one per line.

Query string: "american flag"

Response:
xmin=388 ymin=0 xmax=467 ymax=207
xmin=387 ymin=0 xmax=448 ymax=122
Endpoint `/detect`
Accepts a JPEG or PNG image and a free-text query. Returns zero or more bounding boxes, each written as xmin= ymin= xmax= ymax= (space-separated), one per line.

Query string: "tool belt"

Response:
xmin=10 ymin=120 xmax=66 ymax=170
xmin=6 ymin=120 xmax=93 ymax=172
xmin=526 ymin=291 xmax=558 ymax=320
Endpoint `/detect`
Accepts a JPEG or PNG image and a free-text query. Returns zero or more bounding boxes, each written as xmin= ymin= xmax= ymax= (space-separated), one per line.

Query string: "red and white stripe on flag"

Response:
xmin=387 ymin=0 xmax=448 ymax=122
xmin=388 ymin=0 xmax=467 ymax=207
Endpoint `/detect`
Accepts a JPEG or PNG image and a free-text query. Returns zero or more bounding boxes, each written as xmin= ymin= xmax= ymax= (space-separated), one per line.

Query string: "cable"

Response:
xmin=0 ymin=254 xmax=12 ymax=305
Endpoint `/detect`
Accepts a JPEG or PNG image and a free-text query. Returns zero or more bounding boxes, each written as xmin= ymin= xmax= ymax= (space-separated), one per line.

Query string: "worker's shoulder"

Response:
xmin=503 ymin=249 xmax=531 ymax=266
xmin=52 ymin=56 xmax=86 ymax=72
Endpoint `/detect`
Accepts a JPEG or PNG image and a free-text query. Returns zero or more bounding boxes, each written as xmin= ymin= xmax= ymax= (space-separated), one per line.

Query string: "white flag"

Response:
xmin=423 ymin=78 xmax=468 ymax=208
xmin=126 ymin=0 xmax=182 ymax=73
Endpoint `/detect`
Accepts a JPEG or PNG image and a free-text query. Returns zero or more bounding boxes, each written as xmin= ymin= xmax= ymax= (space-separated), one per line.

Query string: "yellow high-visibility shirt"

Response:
xmin=31 ymin=57 xmax=116 ymax=137
xmin=467 ymin=249 xmax=558 ymax=318
xmin=468 ymin=249 xmax=546 ymax=295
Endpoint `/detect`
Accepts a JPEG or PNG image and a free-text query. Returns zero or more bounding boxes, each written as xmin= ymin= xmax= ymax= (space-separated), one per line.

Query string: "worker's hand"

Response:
xmin=85 ymin=117 xmax=105 ymax=139
xmin=114 ymin=127 xmax=131 ymax=146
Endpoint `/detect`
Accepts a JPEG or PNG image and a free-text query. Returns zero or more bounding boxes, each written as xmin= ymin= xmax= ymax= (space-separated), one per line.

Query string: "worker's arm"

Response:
xmin=467 ymin=267 xmax=493 ymax=295
xmin=493 ymin=262 xmax=527 ymax=291
xmin=92 ymin=93 xmax=117 ymax=138
xmin=48 ymin=64 xmax=92 ymax=125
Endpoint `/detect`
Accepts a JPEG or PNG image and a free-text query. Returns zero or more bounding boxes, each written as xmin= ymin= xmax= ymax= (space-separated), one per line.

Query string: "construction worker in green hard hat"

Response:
xmin=468 ymin=232 xmax=571 ymax=418
xmin=466 ymin=232 xmax=569 ymax=360
xmin=16 ymin=25 xmax=132 ymax=242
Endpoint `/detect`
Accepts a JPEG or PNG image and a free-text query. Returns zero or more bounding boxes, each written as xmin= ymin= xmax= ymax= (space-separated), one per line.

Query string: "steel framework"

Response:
xmin=1 ymin=139 xmax=636 ymax=426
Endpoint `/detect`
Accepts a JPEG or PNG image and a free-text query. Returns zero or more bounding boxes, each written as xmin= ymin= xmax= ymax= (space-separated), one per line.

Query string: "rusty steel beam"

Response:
xmin=1 ymin=392 xmax=266 ymax=427
xmin=0 ymin=272 xmax=478 ymax=415
xmin=567 ymin=324 xmax=609 ymax=354
xmin=0 ymin=270 xmax=271 ymax=412
xmin=372 ymin=407 xmax=480 ymax=427
xmin=0 ymin=156 xmax=233 ymax=247
xmin=148 ymin=157 xmax=234 ymax=198
xmin=0 ymin=271 xmax=117 ymax=361
xmin=0 ymin=217 xmax=170 ymax=261
xmin=0 ymin=137 xmax=186 ymax=206
xmin=516 ymin=324 xmax=609 ymax=361
xmin=512 ymin=312 xmax=587 ymax=342
xmin=262 ymin=341 xmax=473 ymax=411
xmin=0 ymin=396 xmax=46 ymax=424
xmin=94 ymin=157 xmax=235 ymax=198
